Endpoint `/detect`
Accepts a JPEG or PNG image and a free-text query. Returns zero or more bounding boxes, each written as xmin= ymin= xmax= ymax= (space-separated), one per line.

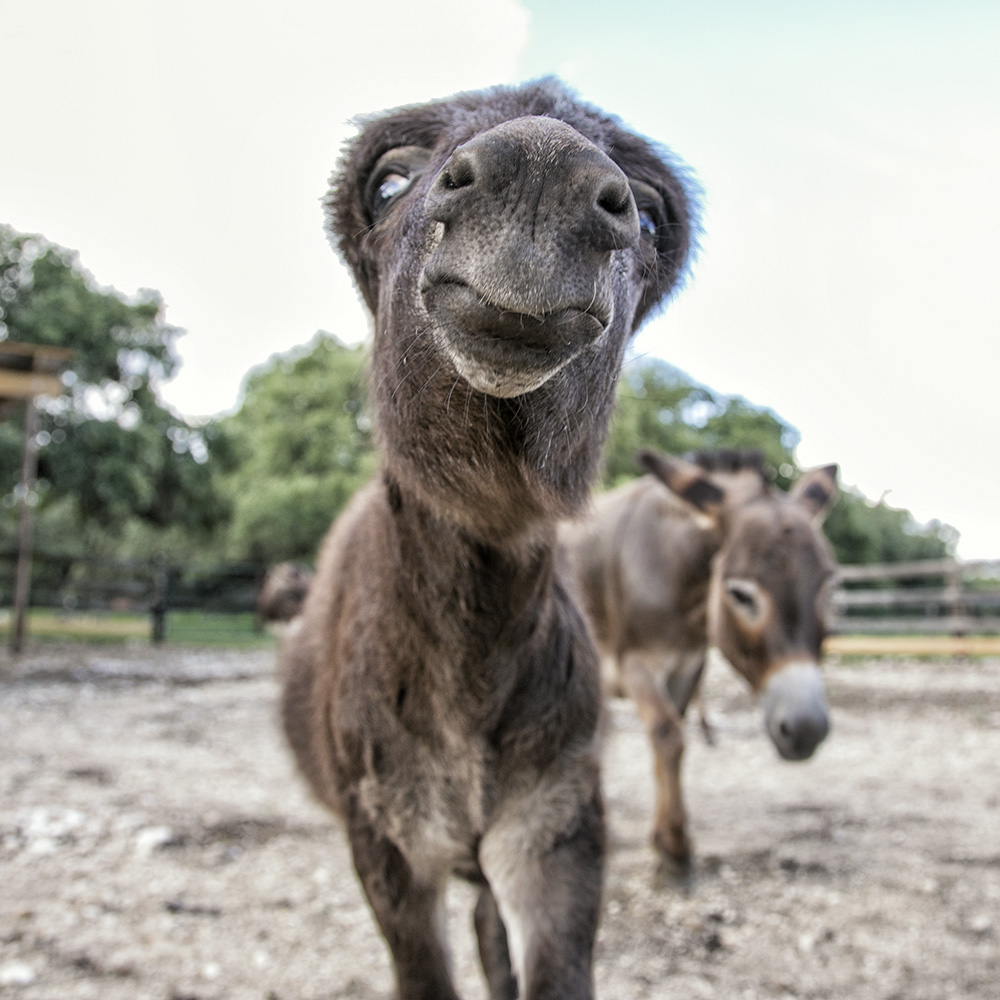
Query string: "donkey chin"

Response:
xmin=759 ymin=660 xmax=831 ymax=761
xmin=423 ymin=279 xmax=610 ymax=398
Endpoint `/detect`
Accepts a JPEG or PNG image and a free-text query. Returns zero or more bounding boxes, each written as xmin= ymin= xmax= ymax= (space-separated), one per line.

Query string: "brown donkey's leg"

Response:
xmin=480 ymin=765 xmax=604 ymax=1000
xmin=620 ymin=653 xmax=691 ymax=869
xmin=345 ymin=803 xmax=459 ymax=1000
xmin=474 ymin=886 xmax=518 ymax=1000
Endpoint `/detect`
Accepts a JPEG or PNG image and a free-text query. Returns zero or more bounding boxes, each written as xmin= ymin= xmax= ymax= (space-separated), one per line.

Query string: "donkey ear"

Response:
xmin=325 ymin=119 xmax=409 ymax=315
xmin=325 ymin=158 xmax=379 ymax=313
xmin=638 ymin=449 xmax=724 ymax=515
xmin=791 ymin=464 xmax=839 ymax=524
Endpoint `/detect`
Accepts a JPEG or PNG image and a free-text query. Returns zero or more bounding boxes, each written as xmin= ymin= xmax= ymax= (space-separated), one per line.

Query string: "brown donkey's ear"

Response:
xmin=791 ymin=464 xmax=839 ymax=524
xmin=638 ymin=449 xmax=725 ymax=515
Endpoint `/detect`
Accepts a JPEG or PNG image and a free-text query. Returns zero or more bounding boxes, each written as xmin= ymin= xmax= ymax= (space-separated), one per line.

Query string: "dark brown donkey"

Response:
xmin=280 ymin=81 xmax=696 ymax=999
xmin=562 ymin=449 xmax=838 ymax=870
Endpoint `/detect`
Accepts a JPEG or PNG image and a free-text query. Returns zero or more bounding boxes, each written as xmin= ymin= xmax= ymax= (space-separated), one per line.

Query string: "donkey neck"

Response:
xmin=383 ymin=470 xmax=556 ymax=642
xmin=371 ymin=311 xmax=626 ymax=540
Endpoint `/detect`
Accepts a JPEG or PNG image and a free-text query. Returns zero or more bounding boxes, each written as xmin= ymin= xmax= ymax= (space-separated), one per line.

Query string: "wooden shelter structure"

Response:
xmin=1 ymin=340 xmax=75 ymax=653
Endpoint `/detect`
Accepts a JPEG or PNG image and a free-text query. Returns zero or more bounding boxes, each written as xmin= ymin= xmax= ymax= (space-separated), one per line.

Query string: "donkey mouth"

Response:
xmin=422 ymin=278 xmax=608 ymax=397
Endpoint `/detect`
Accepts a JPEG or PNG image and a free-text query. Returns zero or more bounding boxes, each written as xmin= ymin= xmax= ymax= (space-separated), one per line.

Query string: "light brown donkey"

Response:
xmin=562 ymin=449 xmax=838 ymax=870
xmin=280 ymin=80 xmax=697 ymax=1000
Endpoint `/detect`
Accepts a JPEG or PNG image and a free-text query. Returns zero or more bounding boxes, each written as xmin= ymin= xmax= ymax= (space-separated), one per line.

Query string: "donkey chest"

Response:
xmin=354 ymin=708 xmax=493 ymax=880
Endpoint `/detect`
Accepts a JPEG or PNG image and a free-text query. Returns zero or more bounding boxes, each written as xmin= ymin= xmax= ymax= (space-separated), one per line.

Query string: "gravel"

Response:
xmin=1 ymin=643 xmax=998 ymax=999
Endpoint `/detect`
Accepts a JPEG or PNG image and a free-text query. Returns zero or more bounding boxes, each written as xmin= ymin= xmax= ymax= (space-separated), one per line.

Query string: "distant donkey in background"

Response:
xmin=562 ymin=449 xmax=838 ymax=870
xmin=279 ymin=79 xmax=697 ymax=1000
xmin=256 ymin=562 xmax=313 ymax=625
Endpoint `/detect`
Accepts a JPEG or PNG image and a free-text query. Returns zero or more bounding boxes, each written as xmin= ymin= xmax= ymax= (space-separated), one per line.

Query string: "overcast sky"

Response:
xmin=2 ymin=0 xmax=998 ymax=557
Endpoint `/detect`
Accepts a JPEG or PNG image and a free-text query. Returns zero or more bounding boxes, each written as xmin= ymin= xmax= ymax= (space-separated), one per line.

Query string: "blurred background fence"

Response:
xmin=2 ymin=551 xmax=999 ymax=649
xmin=0 ymin=549 xmax=268 ymax=645
xmin=831 ymin=558 xmax=1000 ymax=634
xmin=826 ymin=557 xmax=1000 ymax=656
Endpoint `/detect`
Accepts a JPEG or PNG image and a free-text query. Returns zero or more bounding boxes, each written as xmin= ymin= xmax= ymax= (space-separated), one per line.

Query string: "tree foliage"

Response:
xmin=215 ymin=333 xmax=376 ymax=564
xmin=603 ymin=357 xmax=798 ymax=488
xmin=0 ymin=225 xmax=227 ymax=554
xmin=602 ymin=356 xmax=952 ymax=565
xmin=823 ymin=491 xmax=953 ymax=565
xmin=0 ymin=225 xmax=955 ymax=577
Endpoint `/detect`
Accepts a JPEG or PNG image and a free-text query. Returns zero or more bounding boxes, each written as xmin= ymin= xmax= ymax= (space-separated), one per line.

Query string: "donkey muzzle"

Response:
xmin=760 ymin=661 xmax=830 ymax=761
xmin=420 ymin=115 xmax=638 ymax=396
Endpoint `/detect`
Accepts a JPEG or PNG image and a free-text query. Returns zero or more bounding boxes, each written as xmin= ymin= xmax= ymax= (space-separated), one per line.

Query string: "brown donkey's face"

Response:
xmin=640 ymin=452 xmax=838 ymax=761
xmin=326 ymin=80 xmax=694 ymax=400
xmin=710 ymin=477 xmax=838 ymax=760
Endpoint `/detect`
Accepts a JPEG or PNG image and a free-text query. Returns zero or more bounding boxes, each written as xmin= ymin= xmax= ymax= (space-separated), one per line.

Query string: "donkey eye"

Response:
xmin=374 ymin=172 xmax=412 ymax=213
xmin=728 ymin=583 xmax=757 ymax=610
xmin=725 ymin=578 xmax=767 ymax=628
xmin=364 ymin=146 xmax=432 ymax=223
xmin=628 ymin=179 xmax=666 ymax=242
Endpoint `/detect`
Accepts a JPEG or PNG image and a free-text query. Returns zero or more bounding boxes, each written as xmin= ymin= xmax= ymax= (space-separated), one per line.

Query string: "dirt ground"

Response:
xmin=1 ymin=642 xmax=998 ymax=1000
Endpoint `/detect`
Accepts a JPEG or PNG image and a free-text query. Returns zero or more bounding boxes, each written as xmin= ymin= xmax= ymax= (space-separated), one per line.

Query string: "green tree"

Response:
xmin=602 ymin=355 xmax=954 ymax=565
xmin=0 ymin=225 xmax=227 ymax=556
xmin=216 ymin=333 xmax=376 ymax=564
xmin=603 ymin=357 xmax=798 ymax=487
xmin=823 ymin=491 xmax=953 ymax=565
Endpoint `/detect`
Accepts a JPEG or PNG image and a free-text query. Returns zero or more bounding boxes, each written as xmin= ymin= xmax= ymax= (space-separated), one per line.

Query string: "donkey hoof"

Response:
xmin=652 ymin=829 xmax=692 ymax=876
xmin=654 ymin=851 xmax=695 ymax=890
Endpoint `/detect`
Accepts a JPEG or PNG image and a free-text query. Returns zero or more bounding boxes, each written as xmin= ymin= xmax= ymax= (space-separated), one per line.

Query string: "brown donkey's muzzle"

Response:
xmin=421 ymin=116 xmax=640 ymax=397
xmin=760 ymin=661 xmax=831 ymax=761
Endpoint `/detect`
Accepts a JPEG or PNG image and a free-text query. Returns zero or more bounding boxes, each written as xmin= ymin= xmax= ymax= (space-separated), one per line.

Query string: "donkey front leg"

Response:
xmin=345 ymin=803 xmax=459 ymax=1000
xmin=474 ymin=886 xmax=518 ymax=1000
xmin=620 ymin=652 xmax=691 ymax=870
xmin=480 ymin=756 xmax=605 ymax=1000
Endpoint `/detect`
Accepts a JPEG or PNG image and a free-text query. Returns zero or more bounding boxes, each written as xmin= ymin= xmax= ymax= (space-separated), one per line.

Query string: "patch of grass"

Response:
xmin=163 ymin=610 xmax=272 ymax=647
xmin=0 ymin=609 xmax=274 ymax=647
xmin=0 ymin=609 xmax=149 ymax=644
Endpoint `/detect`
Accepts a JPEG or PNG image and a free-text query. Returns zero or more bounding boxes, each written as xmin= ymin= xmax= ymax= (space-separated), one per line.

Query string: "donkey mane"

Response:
xmin=686 ymin=447 xmax=768 ymax=478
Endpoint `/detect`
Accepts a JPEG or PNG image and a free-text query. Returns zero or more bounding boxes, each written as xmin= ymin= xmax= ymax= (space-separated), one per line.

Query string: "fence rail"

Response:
xmin=830 ymin=557 xmax=1000 ymax=636
xmin=3 ymin=550 xmax=1000 ymax=646
xmin=0 ymin=548 xmax=268 ymax=644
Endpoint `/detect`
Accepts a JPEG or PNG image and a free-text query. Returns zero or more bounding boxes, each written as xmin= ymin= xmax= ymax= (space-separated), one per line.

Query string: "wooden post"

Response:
xmin=150 ymin=555 xmax=168 ymax=644
xmin=10 ymin=397 xmax=39 ymax=654
xmin=946 ymin=559 xmax=966 ymax=639
xmin=2 ymin=344 xmax=75 ymax=652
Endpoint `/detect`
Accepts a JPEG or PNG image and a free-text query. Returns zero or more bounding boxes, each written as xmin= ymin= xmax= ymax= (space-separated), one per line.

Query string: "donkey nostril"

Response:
xmin=589 ymin=172 xmax=639 ymax=250
xmin=441 ymin=154 xmax=476 ymax=191
xmin=597 ymin=182 xmax=631 ymax=216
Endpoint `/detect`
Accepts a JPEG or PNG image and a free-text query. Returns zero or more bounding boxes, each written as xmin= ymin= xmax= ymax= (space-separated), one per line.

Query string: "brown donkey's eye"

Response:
xmin=373 ymin=172 xmax=413 ymax=216
xmin=638 ymin=208 xmax=658 ymax=237
xmin=365 ymin=146 xmax=432 ymax=223
xmin=629 ymin=180 xmax=666 ymax=241
xmin=725 ymin=578 xmax=768 ymax=629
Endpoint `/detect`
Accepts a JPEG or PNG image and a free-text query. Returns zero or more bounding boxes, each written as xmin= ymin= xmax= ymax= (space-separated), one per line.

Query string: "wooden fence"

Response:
xmin=0 ymin=549 xmax=267 ymax=645
xmin=830 ymin=558 xmax=1000 ymax=635
xmin=827 ymin=557 xmax=1000 ymax=655
xmin=4 ymin=549 xmax=1000 ymax=651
